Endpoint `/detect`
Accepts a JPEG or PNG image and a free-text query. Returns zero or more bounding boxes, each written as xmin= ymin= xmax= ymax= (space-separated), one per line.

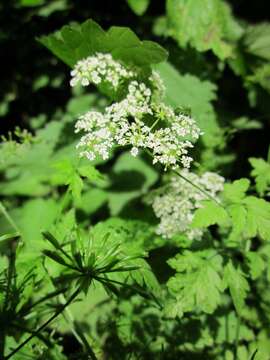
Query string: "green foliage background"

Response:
xmin=1 ymin=0 xmax=270 ymax=359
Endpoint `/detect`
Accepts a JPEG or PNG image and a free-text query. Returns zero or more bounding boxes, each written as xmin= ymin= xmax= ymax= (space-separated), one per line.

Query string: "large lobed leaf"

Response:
xmin=192 ymin=178 xmax=270 ymax=243
xmin=166 ymin=0 xmax=243 ymax=60
xmin=155 ymin=62 xmax=223 ymax=147
xmin=39 ymin=19 xmax=168 ymax=68
xmin=166 ymin=250 xmax=223 ymax=317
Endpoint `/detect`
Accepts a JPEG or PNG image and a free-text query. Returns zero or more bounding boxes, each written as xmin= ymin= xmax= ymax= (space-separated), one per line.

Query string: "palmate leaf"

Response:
xmin=39 ymin=19 xmax=168 ymax=69
xmin=166 ymin=250 xmax=224 ymax=317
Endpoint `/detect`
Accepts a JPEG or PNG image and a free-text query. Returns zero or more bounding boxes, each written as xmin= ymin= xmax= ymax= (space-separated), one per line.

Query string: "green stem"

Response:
xmin=4 ymin=287 xmax=82 ymax=360
xmin=0 ymin=239 xmax=17 ymax=358
xmin=0 ymin=201 xmax=20 ymax=234
xmin=172 ymin=169 xmax=223 ymax=207
xmin=233 ymin=315 xmax=241 ymax=360
xmin=150 ymin=118 xmax=160 ymax=131
xmin=144 ymin=150 xmax=224 ymax=208
xmin=59 ymin=294 xmax=98 ymax=360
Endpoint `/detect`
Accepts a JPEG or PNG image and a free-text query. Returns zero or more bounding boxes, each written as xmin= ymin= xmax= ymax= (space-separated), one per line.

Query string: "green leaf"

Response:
xmin=43 ymin=250 xmax=70 ymax=267
xmin=223 ymin=178 xmax=250 ymax=203
xmin=244 ymin=196 xmax=270 ymax=241
xmin=155 ymin=61 xmax=223 ymax=147
xmin=20 ymin=0 xmax=44 ymax=6
xmin=42 ymin=231 xmax=61 ymax=249
xmin=127 ymin=0 xmax=150 ymax=15
xmin=91 ymin=217 xmax=155 ymax=252
xmin=39 ymin=19 xmax=168 ymax=68
xmin=166 ymin=250 xmax=223 ymax=316
xmin=245 ymin=252 xmax=265 ymax=280
xmin=166 ymin=0 xmax=242 ymax=60
xmin=248 ymin=64 xmax=270 ymax=93
xmin=244 ymin=23 xmax=270 ymax=61
xmin=78 ymin=165 xmax=103 ymax=182
xmin=0 ymin=121 xmax=64 ymax=196
xmin=227 ymin=203 xmax=247 ymax=243
xmin=220 ymin=183 xmax=270 ymax=242
xmin=79 ymin=188 xmax=108 ymax=215
xmin=108 ymin=152 xmax=158 ymax=215
xmin=69 ymin=173 xmax=83 ymax=204
xmin=215 ymin=312 xmax=254 ymax=344
xmin=249 ymin=157 xmax=270 ymax=196
xmin=232 ymin=117 xmax=262 ymax=131
xmin=192 ymin=200 xmax=228 ymax=228
xmin=223 ymin=261 xmax=249 ymax=316
xmin=15 ymin=198 xmax=59 ymax=252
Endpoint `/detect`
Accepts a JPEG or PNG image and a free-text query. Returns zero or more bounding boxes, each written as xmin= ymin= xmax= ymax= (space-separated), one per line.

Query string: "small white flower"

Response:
xmin=70 ymin=52 xmax=135 ymax=90
xmin=147 ymin=170 xmax=225 ymax=240
xmin=130 ymin=147 xmax=139 ymax=157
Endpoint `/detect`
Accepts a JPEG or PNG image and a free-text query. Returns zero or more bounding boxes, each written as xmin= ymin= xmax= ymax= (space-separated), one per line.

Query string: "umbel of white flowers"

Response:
xmin=70 ymin=53 xmax=202 ymax=169
xmin=147 ymin=170 xmax=225 ymax=240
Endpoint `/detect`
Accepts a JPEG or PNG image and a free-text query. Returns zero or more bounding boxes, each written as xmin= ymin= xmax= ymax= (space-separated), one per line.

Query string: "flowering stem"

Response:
xmin=150 ymin=118 xmax=160 ymax=131
xmin=172 ymin=169 xmax=223 ymax=207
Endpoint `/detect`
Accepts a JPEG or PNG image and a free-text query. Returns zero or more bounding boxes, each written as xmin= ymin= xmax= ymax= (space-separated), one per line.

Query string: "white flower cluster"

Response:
xmin=72 ymin=53 xmax=202 ymax=168
xmin=70 ymin=53 xmax=134 ymax=89
xmin=148 ymin=170 xmax=225 ymax=240
xmin=149 ymin=70 xmax=166 ymax=99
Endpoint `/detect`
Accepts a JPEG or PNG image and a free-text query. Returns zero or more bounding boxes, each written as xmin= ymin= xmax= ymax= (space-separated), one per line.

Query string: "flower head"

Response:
xmin=147 ymin=170 xmax=225 ymax=240
xmin=71 ymin=53 xmax=202 ymax=168
xmin=70 ymin=53 xmax=134 ymax=89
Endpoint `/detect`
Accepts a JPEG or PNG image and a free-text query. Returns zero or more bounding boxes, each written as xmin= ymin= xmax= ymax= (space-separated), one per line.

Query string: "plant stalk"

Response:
xmin=172 ymin=169 xmax=223 ymax=207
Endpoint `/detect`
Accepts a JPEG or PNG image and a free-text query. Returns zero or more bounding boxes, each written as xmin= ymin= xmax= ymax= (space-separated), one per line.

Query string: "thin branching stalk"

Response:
xmin=145 ymin=150 xmax=224 ymax=208
xmin=172 ymin=169 xmax=223 ymax=207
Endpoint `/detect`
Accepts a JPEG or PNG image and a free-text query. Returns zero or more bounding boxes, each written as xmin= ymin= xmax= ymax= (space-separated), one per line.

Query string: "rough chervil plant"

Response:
xmin=72 ymin=53 xmax=201 ymax=169
xmin=1 ymin=9 xmax=270 ymax=360
xmin=147 ymin=170 xmax=225 ymax=239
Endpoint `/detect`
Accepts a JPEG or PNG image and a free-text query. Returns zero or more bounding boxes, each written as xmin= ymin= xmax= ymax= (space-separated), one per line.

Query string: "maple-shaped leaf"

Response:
xmin=166 ymin=250 xmax=223 ymax=317
xmin=249 ymin=157 xmax=270 ymax=196
xmin=39 ymin=19 xmax=168 ymax=69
